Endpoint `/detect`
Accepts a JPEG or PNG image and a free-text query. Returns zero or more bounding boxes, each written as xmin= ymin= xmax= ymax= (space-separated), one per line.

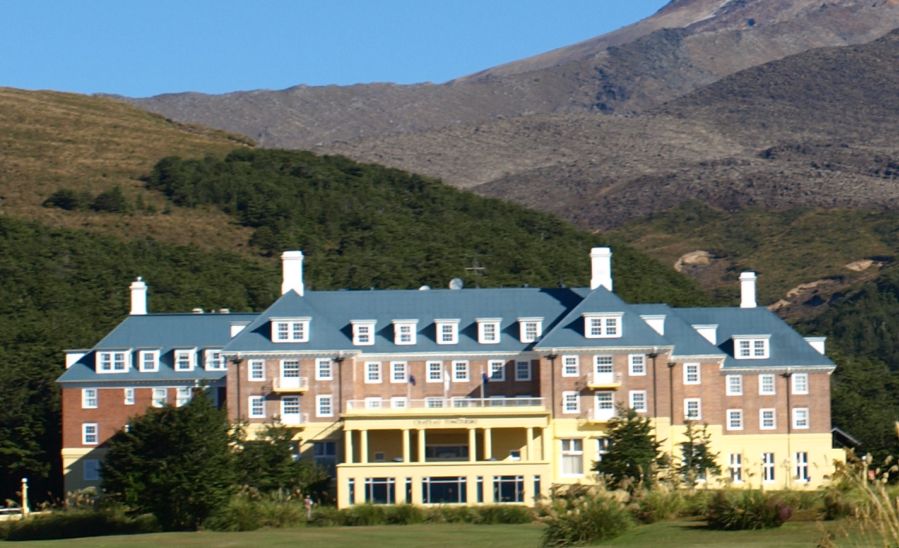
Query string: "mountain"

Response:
xmin=130 ymin=0 xmax=899 ymax=150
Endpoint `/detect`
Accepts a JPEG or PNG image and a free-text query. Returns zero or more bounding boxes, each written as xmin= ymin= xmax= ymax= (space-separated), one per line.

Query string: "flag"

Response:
xmin=408 ymin=374 xmax=416 ymax=386
xmin=482 ymin=372 xmax=490 ymax=384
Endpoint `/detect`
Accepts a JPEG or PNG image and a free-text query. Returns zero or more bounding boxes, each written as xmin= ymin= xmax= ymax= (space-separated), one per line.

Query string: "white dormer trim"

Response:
xmin=65 ymin=349 xmax=89 ymax=369
xmin=204 ymin=348 xmax=226 ymax=371
xmin=138 ymin=349 xmax=160 ymax=372
xmin=230 ymin=321 xmax=250 ymax=338
xmin=582 ymin=313 xmax=623 ymax=339
xmin=271 ymin=317 xmax=311 ymax=343
xmin=477 ymin=318 xmax=502 ymax=344
xmin=640 ymin=315 xmax=665 ymax=336
xmin=804 ymin=336 xmax=826 ymax=355
xmin=518 ymin=317 xmax=543 ymax=343
xmin=435 ymin=319 xmax=460 ymax=345
xmin=174 ymin=348 xmax=197 ymax=371
xmin=96 ymin=349 xmax=132 ymax=373
xmin=392 ymin=320 xmax=418 ymax=346
xmin=352 ymin=320 xmax=377 ymax=346
xmin=733 ymin=334 xmax=770 ymax=359
xmin=693 ymin=324 xmax=718 ymax=345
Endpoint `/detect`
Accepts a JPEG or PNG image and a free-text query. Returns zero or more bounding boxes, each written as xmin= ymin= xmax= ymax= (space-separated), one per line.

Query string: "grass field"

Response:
xmin=7 ymin=520 xmax=862 ymax=548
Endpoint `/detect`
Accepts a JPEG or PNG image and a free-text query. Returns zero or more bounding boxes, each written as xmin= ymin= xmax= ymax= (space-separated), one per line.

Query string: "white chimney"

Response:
xmin=739 ymin=272 xmax=757 ymax=308
xmin=281 ymin=250 xmax=305 ymax=296
xmin=130 ymin=277 xmax=147 ymax=315
xmin=590 ymin=247 xmax=613 ymax=291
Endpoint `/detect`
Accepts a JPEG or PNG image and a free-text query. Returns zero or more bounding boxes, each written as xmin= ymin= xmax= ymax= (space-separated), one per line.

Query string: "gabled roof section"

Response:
xmin=537 ymin=287 xmax=666 ymax=349
xmin=629 ymin=303 xmax=725 ymax=358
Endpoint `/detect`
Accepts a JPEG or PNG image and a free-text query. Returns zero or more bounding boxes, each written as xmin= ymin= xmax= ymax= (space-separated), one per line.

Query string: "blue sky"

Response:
xmin=2 ymin=1 xmax=667 ymax=98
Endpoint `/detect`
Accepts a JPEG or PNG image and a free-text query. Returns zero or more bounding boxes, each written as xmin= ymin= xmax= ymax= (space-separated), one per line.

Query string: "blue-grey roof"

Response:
xmin=629 ymin=304 xmax=725 ymax=357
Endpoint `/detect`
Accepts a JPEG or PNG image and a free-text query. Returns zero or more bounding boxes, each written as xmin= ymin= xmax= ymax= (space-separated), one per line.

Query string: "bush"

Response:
xmin=474 ymin=505 xmax=533 ymax=524
xmin=91 ymin=186 xmax=130 ymax=213
xmin=307 ymin=506 xmax=341 ymax=527
xmin=384 ymin=504 xmax=425 ymax=525
xmin=630 ymin=485 xmax=685 ymax=523
xmin=681 ymin=489 xmax=714 ymax=517
xmin=3 ymin=509 xmax=159 ymax=541
xmin=204 ymin=492 xmax=307 ymax=531
xmin=339 ymin=504 xmax=387 ymax=526
xmin=42 ymin=188 xmax=92 ymax=210
xmin=706 ymin=490 xmax=792 ymax=530
xmin=424 ymin=505 xmax=478 ymax=523
xmin=542 ymin=491 xmax=634 ymax=547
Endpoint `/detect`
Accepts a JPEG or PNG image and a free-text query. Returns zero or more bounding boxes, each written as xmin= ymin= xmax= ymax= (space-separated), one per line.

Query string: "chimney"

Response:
xmin=281 ymin=250 xmax=305 ymax=296
xmin=129 ymin=277 xmax=147 ymax=315
xmin=739 ymin=272 xmax=757 ymax=308
xmin=590 ymin=247 xmax=613 ymax=291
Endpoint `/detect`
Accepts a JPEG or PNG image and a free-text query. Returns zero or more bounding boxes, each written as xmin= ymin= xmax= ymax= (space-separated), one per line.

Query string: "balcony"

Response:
xmin=272 ymin=376 xmax=309 ymax=393
xmin=586 ymin=372 xmax=623 ymax=389
xmin=344 ymin=397 xmax=545 ymax=416
xmin=278 ymin=412 xmax=308 ymax=426
xmin=584 ymin=407 xmax=617 ymax=423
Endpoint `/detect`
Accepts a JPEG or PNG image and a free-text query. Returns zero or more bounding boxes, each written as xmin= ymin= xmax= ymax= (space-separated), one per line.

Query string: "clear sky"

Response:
xmin=2 ymin=1 xmax=668 ymax=98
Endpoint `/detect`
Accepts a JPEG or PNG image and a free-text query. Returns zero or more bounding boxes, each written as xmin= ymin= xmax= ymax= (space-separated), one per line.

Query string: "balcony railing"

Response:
xmin=278 ymin=412 xmax=308 ymax=426
xmin=345 ymin=396 xmax=545 ymax=413
xmin=586 ymin=372 xmax=623 ymax=389
xmin=586 ymin=407 xmax=617 ymax=423
xmin=272 ymin=376 xmax=309 ymax=393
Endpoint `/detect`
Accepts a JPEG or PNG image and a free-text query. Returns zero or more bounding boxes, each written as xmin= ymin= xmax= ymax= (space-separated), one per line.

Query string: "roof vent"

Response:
xmin=219 ymin=308 xmax=230 ymax=314
xmin=419 ymin=285 xmax=431 ymax=291
xmin=449 ymin=278 xmax=464 ymax=290
xmin=192 ymin=308 xmax=204 ymax=314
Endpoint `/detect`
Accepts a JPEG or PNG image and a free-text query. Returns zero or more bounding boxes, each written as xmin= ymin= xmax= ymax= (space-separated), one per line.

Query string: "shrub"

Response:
xmin=630 ymin=485 xmax=685 ymax=523
xmin=3 ymin=509 xmax=159 ymax=541
xmin=91 ymin=186 xmax=130 ymax=213
xmin=475 ymin=505 xmax=533 ymax=524
xmin=42 ymin=188 xmax=92 ymax=210
xmin=706 ymin=490 xmax=792 ymax=530
xmin=542 ymin=491 xmax=634 ymax=547
xmin=339 ymin=504 xmax=387 ymax=526
xmin=681 ymin=489 xmax=714 ymax=517
xmin=307 ymin=506 xmax=341 ymax=527
xmin=424 ymin=505 xmax=478 ymax=523
xmin=384 ymin=504 xmax=425 ymax=525
xmin=203 ymin=495 xmax=263 ymax=532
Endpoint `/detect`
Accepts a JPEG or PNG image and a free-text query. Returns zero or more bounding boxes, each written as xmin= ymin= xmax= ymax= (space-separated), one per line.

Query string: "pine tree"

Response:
xmin=594 ymin=406 xmax=668 ymax=489
xmin=234 ymin=423 xmax=329 ymax=496
xmin=678 ymin=421 xmax=721 ymax=488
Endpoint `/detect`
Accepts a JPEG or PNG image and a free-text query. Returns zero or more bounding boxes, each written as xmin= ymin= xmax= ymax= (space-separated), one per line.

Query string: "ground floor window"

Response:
xmin=729 ymin=453 xmax=742 ymax=483
xmin=533 ymin=476 xmax=541 ymax=501
xmin=560 ymin=439 xmax=584 ymax=476
xmin=422 ymin=476 xmax=467 ymax=504
xmin=762 ymin=452 xmax=776 ymax=482
xmin=795 ymin=451 xmax=810 ymax=482
xmin=405 ymin=478 xmax=413 ymax=504
xmin=348 ymin=478 xmax=355 ymax=504
xmin=314 ymin=441 xmax=337 ymax=475
xmin=476 ymin=476 xmax=484 ymax=503
xmin=595 ymin=437 xmax=610 ymax=462
xmin=493 ymin=475 xmax=524 ymax=503
xmin=364 ymin=477 xmax=396 ymax=504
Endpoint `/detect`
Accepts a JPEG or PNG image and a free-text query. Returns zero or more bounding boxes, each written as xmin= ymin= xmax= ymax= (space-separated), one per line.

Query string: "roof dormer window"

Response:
xmin=174 ymin=348 xmax=196 ymax=371
xmin=97 ymin=350 xmax=130 ymax=373
xmin=393 ymin=320 xmax=418 ymax=346
xmin=138 ymin=349 xmax=159 ymax=372
xmin=435 ymin=319 xmax=459 ymax=345
xmin=518 ymin=317 xmax=543 ymax=343
xmin=352 ymin=320 xmax=377 ymax=346
xmin=271 ymin=318 xmax=310 ymax=343
xmin=477 ymin=318 xmax=502 ymax=344
xmin=204 ymin=349 xmax=226 ymax=371
xmin=734 ymin=335 xmax=770 ymax=359
xmin=583 ymin=313 xmax=623 ymax=339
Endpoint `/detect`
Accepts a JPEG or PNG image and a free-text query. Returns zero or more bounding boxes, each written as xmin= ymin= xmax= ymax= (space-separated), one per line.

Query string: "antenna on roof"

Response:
xmin=449 ymin=278 xmax=464 ymax=290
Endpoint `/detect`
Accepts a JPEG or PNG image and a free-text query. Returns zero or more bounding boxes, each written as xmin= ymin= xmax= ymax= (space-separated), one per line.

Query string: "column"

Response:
xmin=402 ymin=428 xmax=410 ymax=463
xmin=360 ymin=429 xmax=369 ymax=464
xmin=468 ymin=428 xmax=477 ymax=462
xmin=418 ymin=429 xmax=427 ymax=463
xmin=526 ymin=427 xmax=535 ymax=462
xmin=344 ymin=429 xmax=354 ymax=464
xmin=541 ymin=426 xmax=551 ymax=462
xmin=484 ymin=427 xmax=493 ymax=460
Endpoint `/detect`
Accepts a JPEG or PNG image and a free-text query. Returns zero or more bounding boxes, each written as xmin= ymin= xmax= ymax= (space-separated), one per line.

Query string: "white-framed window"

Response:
xmin=309 ymin=358 xmax=330 ymax=382
xmin=562 ymin=391 xmax=579 ymax=414
xmin=684 ymin=398 xmax=702 ymax=420
xmin=97 ymin=350 xmax=129 ymax=373
xmin=317 ymin=395 xmax=333 ymax=417
xmin=792 ymin=407 xmax=810 ymax=429
xmin=138 ymin=350 xmax=158 ymax=372
xmin=152 ymin=387 xmax=167 ymax=408
xmin=760 ymin=408 xmax=776 ymax=430
xmin=583 ymin=314 xmax=622 ymax=338
xmin=792 ymin=373 xmax=809 ymax=395
xmin=174 ymin=349 xmax=195 ymax=371
xmin=560 ymin=439 xmax=584 ymax=476
xmin=488 ymin=360 xmax=506 ymax=382
xmin=593 ymin=355 xmax=613 ymax=375
xmin=477 ymin=319 xmax=501 ymax=344
xmin=390 ymin=396 xmax=408 ymax=409
xmin=595 ymin=437 xmax=610 ymax=462
xmin=436 ymin=320 xmax=459 ymax=345
xmin=424 ymin=397 xmax=444 ymax=408
xmin=82 ymin=388 xmax=98 ymax=409
xmin=83 ymin=459 xmax=101 ymax=481
xmin=759 ymin=374 xmax=776 ymax=395
xmin=629 ymin=390 xmax=647 ymax=413
xmin=683 ymin=363 xmax=700 ymax=385
xmin=795 ymin=451 xmax=810 ymax=482
xmin=726 ymin=409 xmax=743 ymax=431
xmin=726 ymin=374 xmax=743 ymax=396
xmin=248 ymin=359 xmax=265 ymax=381
xmin=249 ymin=395 xmax=265 ymax=418
xmin=124 ymin=387 xmax=135 ymax=405
xmin=351 ymin=320 xmax=376 ymax=346
xmin=82 ymin=423 xmax=98 ymax=445
xmin=391 ymin=361 xmax=408 ymax=383
xmin=729 ymin=453 xmax=743 ymax=483
xmin=204 ymin=349 xmax=225 ymax=371
xmin=595 ymin=392 xmax=615 ymax=420
xmin=515 ymin=360 xmax=531 ymax=381
xmin=365 ymin=361 xmax=382 ymax=384
xmin=393 ymin=320 xmax=418 ymax=345
xmin=281 ymin=395 xmax=301 ymax=416
xmin=518 ymin=318 xmax=543 ymax=343
xmin=175 ymin=386 xmax=192 ymax=407
xmin=735 ymin=336 xmax=770 ymax=359
xmin=452 ymin=360 xmax=469 ymax=382
xmin=426 ymin=361 xmax=443 ymax=383
xmin=363 ymin=397 xmax=383 ymax=409
xmin=561 ymin=355 xmax=579 ymax=377
xmin=762 ymin=452 xmax=776 ymax=482
xmin=272 ymin=318 xmax=311 ymax=343
xmin=280 ymin=359 xmax=300 ymax=384
xmin=628 ymin=354 xmax=646 ymax=376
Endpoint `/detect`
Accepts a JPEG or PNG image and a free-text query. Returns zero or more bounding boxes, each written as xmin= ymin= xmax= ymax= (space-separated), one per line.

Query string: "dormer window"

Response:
xmin=352 ymin=320 xmax=377 ymax=346
xmin=204 ymin=349 xmax=225 ymax=371
xmin=518 ymin=317 xmax=543 ymax=343
xmin=138 ymin=350 xmax=159 ymax=372
xmin=435 ymin=319 xmax=459 ymax=345
xmin=734 ymin=336 xmax=770 ymax=359
xmin=174 ymin=349 xmax=196 ymax=371
xmin=477 ymin=318 xmax=501 ymax=344
xmin=393 ymin=320 xmax=418 ymax=345
xmin=271 ymin=318 xmax=310 ymax=343
xmin=583 ymin=313 xmax=623 ymax=339
xmin=97 ymin=350 xmax=130 ymax=373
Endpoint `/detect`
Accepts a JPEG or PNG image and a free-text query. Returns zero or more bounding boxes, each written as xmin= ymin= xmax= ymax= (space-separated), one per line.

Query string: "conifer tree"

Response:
xmin=594 ymin=405 xmax=668 ymax=489
xmin=678 ymin=421 xmax=721 ymax=488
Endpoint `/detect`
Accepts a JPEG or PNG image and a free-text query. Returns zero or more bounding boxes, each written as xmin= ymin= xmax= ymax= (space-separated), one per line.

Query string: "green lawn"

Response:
xmin=4 ymin=520 xmax=867 ymax=548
